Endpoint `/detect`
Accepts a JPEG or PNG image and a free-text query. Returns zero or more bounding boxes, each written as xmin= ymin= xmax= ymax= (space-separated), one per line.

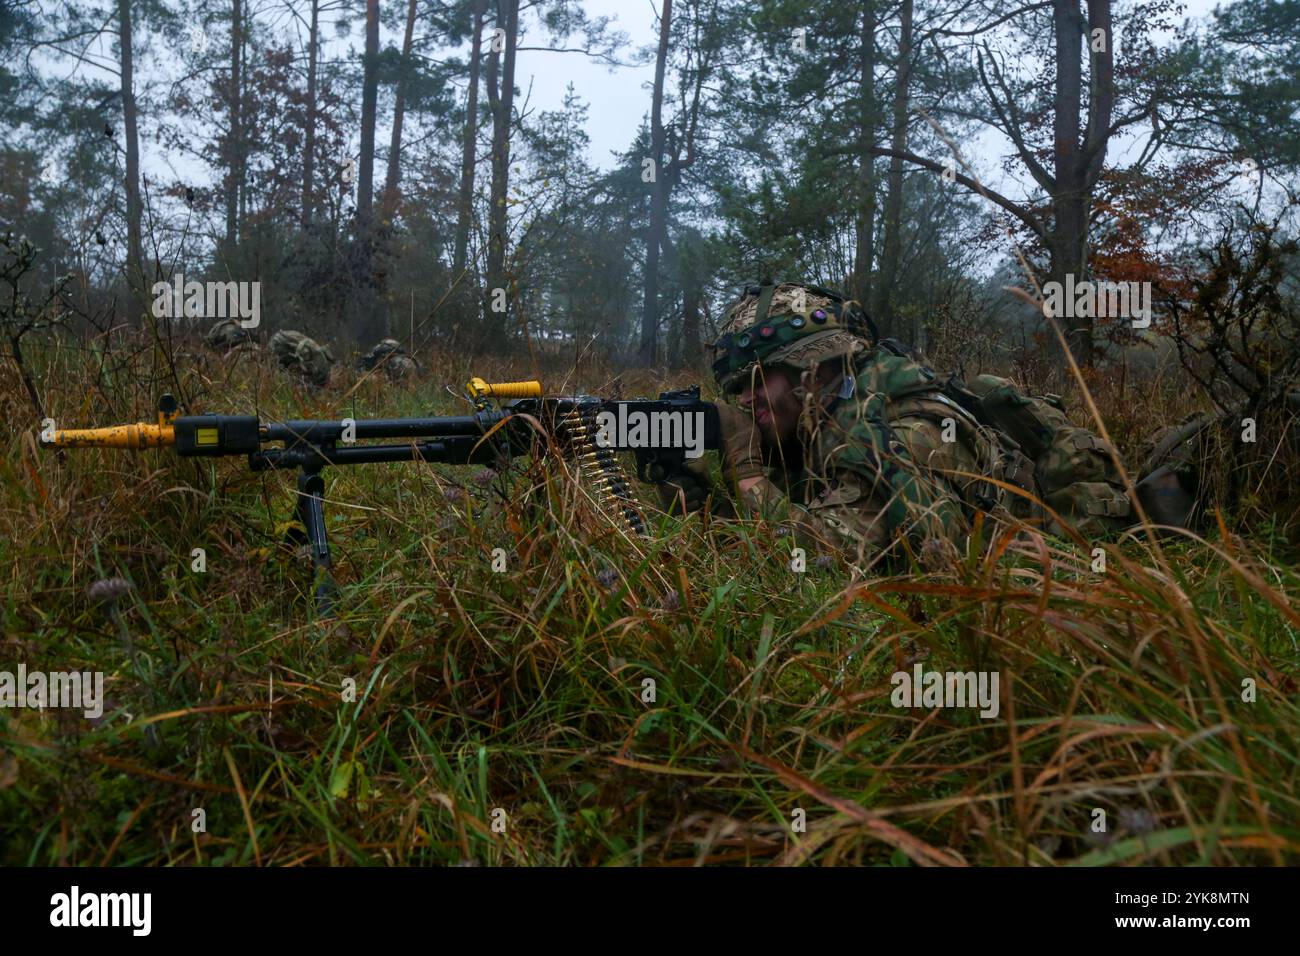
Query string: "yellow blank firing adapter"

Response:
xmin=46 ymin=394 xmax=181 ymax=449
xmin=47 ymin=421 xmax=176 ymax=449
xmin=466 ymin=377 xmax=543 ymax=399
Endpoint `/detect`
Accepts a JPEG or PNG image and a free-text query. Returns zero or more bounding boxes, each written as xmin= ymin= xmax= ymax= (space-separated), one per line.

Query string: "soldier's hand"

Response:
xmin=650 ymin=457 xmax=713 ymax=515
xmin=715 ymin=401 xmax=765 ymax=486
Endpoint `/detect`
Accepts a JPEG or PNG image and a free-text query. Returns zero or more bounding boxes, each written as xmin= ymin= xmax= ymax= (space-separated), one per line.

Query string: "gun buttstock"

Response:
xmin=45 ymin=423 xmax=176 ymax=449
xmin=467 ymin=377 xmax=543 ymax=399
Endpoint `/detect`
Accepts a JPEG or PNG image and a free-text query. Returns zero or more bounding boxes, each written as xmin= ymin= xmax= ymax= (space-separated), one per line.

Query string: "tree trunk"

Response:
xmin=1048 ymin=195 xmax=1092 ymax=363
xmin=875 ymin=0 xmax=911 ymax=334
xmin=382 ymin=0 xmax=419 ymax=218
xmin=1050 ymin=0 xmax=1086 ymax=364
xmin=349 ymin=0 xmax=384 ymax=342
xmin=225 ymin=0 xmax=242 ymax=261
xmin=238 ymin=21 xmax=248 ymax=232
xmin=357 ymin=0 xmax=380 ymax=220
xmin=682 ymin=277 xmax=701 ymax=369
xmin=454 ymin=0 xmax=487 ymax=275
xmin=1048 ymin=0 xmax=1114 ymax=367
xmin=850 ymin=0 xmax=877 ymax=305
xmin=638 ymin=0 xmax=672 ymax=367
xmin=661 ymin=231 xmax=693 ymax=369
xmin=118 ymin=0 xmax=144 ymax=319
xmin=484 ymin=0 xmax=519 ymax=337
xmin=301 ymin=0 xmax=319 ymax=227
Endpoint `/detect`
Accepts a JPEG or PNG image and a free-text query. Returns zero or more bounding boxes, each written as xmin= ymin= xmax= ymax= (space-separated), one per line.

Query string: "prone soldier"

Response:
xmin=204 ymin=319 xmax=258 ymax=352
xmin=358 ymin=338 xmax=419 ymax=381
xmin=655 ymin=281 xmax=1132 ymax=569
xmin=269 ymin=330 xmax=334 ymax=387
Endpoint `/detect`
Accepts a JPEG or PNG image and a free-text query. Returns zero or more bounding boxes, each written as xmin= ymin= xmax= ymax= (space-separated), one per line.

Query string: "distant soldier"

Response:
xmin=358 ymin=338 xmax=418 ymax=381
xmin=204 ymin=319 xmax=257 ymax=352
xmin=269 ymin=330 xmax=334 ymax=387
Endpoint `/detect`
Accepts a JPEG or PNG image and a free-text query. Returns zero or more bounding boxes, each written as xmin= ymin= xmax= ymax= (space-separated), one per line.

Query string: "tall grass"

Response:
xmin=1 ymin=337 xmax=1296 ymax=865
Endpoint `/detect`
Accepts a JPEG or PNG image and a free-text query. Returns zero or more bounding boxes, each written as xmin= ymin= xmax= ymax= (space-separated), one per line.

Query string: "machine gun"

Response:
xmin=41 ymin=378 xmax=720 ymax=615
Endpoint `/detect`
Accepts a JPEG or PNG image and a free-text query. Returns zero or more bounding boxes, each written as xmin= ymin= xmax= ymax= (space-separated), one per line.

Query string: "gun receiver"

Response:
xmin=628 ymin=385 xmax=720 ymax=482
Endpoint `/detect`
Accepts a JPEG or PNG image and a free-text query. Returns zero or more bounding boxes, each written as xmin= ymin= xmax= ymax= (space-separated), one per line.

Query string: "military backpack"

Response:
xmin=846 ymin=343 xmax=1132 ymax=538
xmin=939 ymin=373 xmax=1132 ymax=537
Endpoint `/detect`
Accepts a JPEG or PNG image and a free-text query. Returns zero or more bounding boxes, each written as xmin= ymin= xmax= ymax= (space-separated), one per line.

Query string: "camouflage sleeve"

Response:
xmin=734 ymin=411 xmax=978 ymax=565
xmin=736 ymin=471 xmax=894 ymax=561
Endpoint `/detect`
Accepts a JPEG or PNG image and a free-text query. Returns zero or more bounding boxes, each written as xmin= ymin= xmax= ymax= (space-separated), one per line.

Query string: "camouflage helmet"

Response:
xmin=710 ymin=282 xmax=877 ymax=394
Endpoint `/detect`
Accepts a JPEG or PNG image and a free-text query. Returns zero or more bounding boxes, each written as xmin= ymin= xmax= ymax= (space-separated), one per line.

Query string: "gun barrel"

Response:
xmin=251 ymin=436 xmax=499 ymax=471
xmin=46 ymin=423 xmax=176 ymax=449
xmin=265 ymin=414 xmax=500 ymax=444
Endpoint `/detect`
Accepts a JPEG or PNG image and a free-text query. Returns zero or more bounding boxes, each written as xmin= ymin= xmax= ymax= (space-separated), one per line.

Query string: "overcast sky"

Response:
xmin=511 ymin=0 xmax=659 ymax=170
xmin=512 ymin=0 xmax=1226 ymax=176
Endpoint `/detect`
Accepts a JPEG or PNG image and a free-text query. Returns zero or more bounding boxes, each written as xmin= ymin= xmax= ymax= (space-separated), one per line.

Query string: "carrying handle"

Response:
xmin=466 ymin=377 xmax=543 ymax=399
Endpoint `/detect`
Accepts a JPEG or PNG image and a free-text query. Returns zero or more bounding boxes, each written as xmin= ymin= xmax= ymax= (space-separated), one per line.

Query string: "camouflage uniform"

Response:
xmin=269 ymin=330 xmax=334 ymax=387
xmin=731 ymin=351 xmax=1001 ymax=565
xmin=205 ymin=319 xmax=258 ymax=351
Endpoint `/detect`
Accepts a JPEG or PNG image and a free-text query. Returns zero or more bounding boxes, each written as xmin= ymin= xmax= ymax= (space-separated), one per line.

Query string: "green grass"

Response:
xmin=1 ymin=339 xmax=1297 ymax=865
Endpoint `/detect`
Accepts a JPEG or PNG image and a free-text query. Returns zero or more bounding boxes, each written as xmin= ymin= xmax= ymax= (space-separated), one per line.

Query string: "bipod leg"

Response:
xmin=296 ymin=468 xmax=339 ymax=618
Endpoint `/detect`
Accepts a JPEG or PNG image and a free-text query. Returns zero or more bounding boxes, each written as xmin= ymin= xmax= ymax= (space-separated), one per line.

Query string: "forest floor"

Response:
xmin=1 ymin=337 xmax=1297 ymax=865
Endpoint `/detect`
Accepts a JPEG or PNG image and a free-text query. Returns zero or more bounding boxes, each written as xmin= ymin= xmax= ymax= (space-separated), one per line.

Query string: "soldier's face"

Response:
xmin=739 ymin=366 xmax=803 ymax=445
